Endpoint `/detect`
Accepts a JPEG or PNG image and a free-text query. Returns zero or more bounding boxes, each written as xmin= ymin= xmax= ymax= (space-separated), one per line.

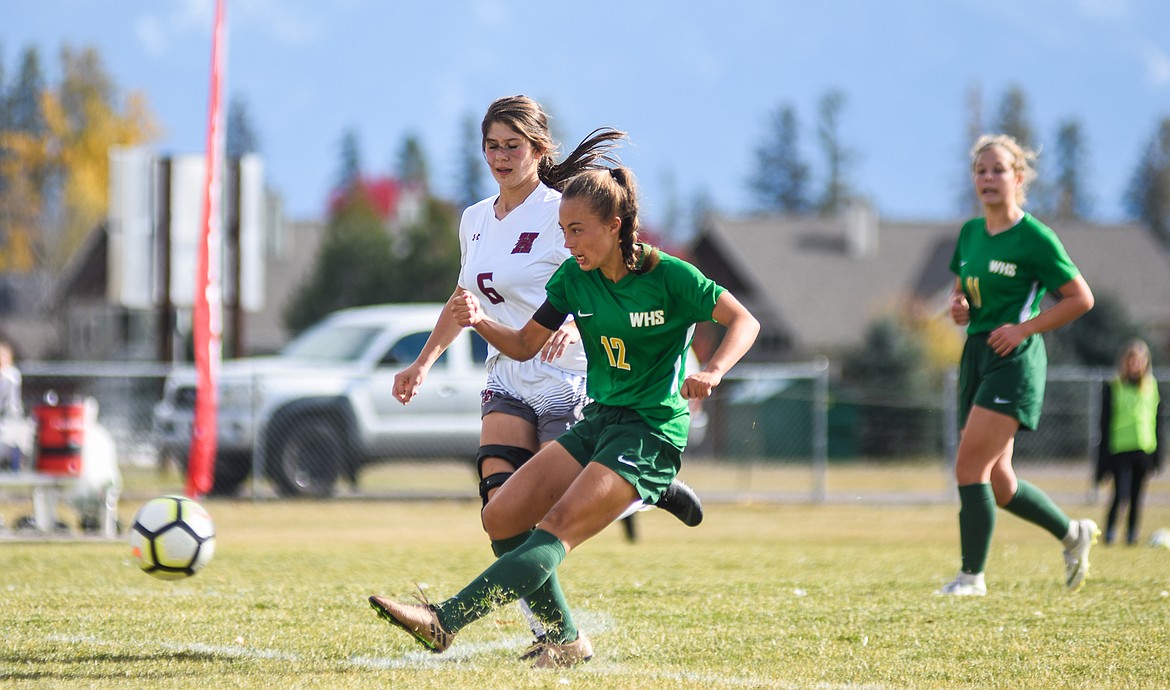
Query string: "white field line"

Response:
xmin=46 ymin=613 xmax=883 ymax=689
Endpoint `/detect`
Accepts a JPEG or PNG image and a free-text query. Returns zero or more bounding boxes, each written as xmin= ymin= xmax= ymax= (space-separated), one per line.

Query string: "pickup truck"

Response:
xmin=153 ymin=304 xmax=487 ymax=497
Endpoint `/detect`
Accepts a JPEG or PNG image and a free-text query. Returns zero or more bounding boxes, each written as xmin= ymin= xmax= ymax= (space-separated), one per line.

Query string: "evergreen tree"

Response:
xmin=386 ymin=196 xmax=460 ymax=303
xmin=1051 ymin=119 xmax=1092 ymax=220
xmin=0 ymin=46 xmax=46 ymax=272
xmin=992 ymin=85 xmax=1047 ymax=210
xmin=454 ymin=111 xmax=485 ymax=210
xmin=1046 ymin=291 xmax=1144 ymax=366
xmin=815 ymin=89 xmax=856 ymax=215
xmin=46 ymin=45 xmax=157 ymax=264
xmin=395 ymin=133 xmax=428 ymax=189
xmin=283 ymin=192 xmax=393 ymax=334
xmin=956 ymin=83 xmax=984 ymax=218
xmin=993 ymin=85 xmax=1035 ymax=148
xmin=0 ymin=44 xmax=154 ymax=270
xmin=749 ymin=103 xmax=809 ymax=213
xmin=8 ymin=47 xmax=45 ymax=134
xmin=225 ymin=95 xmax=260 ymax=159
xmin=841 ymin=316 xmax=935 ymax=457
xmin=1124 ymin=116 xmax=1170 ymax=246
xmin=336 ymin=128 xmax=362 ymax=193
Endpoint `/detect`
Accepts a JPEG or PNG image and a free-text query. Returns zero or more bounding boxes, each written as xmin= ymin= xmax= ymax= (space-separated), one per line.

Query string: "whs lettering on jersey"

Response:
xmin=629 ymin=310 xmax=665 ymax=327
xmin=988 ymin=260 xmax=1017 ymax=277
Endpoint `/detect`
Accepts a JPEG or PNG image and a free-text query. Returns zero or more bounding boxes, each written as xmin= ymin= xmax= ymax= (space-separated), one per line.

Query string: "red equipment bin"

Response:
xmin=34 ymin=399 xmax=86 ymax=476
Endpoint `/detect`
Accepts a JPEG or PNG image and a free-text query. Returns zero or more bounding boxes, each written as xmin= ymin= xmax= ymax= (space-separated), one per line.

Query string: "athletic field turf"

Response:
xmin=2 ymin=462 xmax=1167 ymax=689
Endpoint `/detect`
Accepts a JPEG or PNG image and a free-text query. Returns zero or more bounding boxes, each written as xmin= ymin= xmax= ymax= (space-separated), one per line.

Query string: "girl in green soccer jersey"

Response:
xmin=370 ymin=165 xmax=759 ymax=667
xmin=939 ymin=134 xmax=1098 ymax=596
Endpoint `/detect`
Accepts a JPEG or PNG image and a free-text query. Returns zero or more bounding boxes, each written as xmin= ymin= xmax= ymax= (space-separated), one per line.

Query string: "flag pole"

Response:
xmin=188 ymin=0 xmax=227 ymax=499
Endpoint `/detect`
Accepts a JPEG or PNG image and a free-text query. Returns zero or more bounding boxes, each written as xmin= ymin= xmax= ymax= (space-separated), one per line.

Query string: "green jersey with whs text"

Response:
xmin=948 ymin=213 xmax=1080 ymax=335
xmin=544 ymin=246 xmax=725 ymax=448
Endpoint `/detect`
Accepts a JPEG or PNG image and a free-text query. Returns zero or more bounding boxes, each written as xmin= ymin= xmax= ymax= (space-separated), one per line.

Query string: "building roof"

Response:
xmin=693 ymin=209 xmax=1170 ymax=358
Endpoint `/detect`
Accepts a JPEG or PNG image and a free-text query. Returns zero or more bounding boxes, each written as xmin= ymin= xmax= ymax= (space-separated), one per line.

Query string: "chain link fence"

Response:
xmin=7 ymin=361 xmax=1168 ymax=507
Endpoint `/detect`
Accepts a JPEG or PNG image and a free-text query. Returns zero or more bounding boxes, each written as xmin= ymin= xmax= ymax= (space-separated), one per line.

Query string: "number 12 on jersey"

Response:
xmin=601 ymin=336 xmax=631 ymax=370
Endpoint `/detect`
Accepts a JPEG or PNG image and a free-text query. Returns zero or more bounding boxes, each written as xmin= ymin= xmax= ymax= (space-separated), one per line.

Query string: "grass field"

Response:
xmin=2 ymin=463 xmax=1169 ymax=689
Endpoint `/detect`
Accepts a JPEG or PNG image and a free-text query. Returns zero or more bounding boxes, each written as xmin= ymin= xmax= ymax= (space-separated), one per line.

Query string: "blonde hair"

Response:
xmin=970 ymin=133 xmax=1038 ymax=206
xmin=1117 ymin=339 xmax=1153 ymax=388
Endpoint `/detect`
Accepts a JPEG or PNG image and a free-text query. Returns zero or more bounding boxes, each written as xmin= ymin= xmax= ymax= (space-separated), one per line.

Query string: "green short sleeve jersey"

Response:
xmin=948 ymin=213 xmax=1080 ymax=334
xmin=544 ymin=245 xmax=726 ymax=448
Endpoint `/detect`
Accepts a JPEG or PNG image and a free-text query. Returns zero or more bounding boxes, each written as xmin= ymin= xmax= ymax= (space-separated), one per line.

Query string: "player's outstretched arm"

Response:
xmin=681 ymin=291 xmax=760 ymax=400
xmin=393 ymin=288 xmax=465 ymax=404
xmin=450 ymin=289 xmax=553 ymax=362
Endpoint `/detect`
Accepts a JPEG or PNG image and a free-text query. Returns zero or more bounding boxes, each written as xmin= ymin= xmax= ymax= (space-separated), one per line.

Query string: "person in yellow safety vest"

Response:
xmin=1096 ymin=340 xmax=1163 ymax=545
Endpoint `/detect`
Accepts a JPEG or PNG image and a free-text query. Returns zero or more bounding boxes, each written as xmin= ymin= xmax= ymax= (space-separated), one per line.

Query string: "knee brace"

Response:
xmin=479 ymin=472 xmax=513 ymax=508
xmin=475 ymin=444 xmax=535 ymax=476
xmin=476 ymin=444 xmax=534 ymax=508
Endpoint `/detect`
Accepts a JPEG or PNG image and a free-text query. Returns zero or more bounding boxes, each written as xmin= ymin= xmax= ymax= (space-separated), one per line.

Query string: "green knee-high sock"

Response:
xmin=1002 ymin=479 xmax=1071 ymax=540
xmin=437 ymin=529 xmax=566 ymax=635
xmin=491 ymin=531 xmax=577 ymax=643
xmin=958 ymin=483 xmax=996 ymax=574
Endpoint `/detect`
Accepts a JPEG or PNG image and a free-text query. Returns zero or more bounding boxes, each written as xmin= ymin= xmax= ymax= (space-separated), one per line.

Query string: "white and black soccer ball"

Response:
xmin=129 ymin=495 xmax=216 ymax=580
xmin=1149 ymin=528 xmax=1170 ymax=550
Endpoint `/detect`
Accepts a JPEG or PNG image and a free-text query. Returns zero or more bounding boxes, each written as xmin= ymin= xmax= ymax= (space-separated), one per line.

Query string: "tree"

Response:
xmin=841 ymin=316 xmax=936 ymax=457
xmin=1124 ymin=116 xmax=1170 ymax=246
xmin=749 ymin=103 xmax=809 ymax=213
xmin=454 ymin=111 xmax=485 ymax=210
xmin=815 ymin=89 xmax=857 ymax=215
xmin=993 ymin=85 xmax=1035 ymax=148
xmin=335 ymin=128 xmax=362 ymax=193
xmin=395 ymin=133 xmax=429 ymax=189
xmin=283 ymin=192 xmax=394 ymax=334
xmin=992 ymin=85 xmax=1048 ymax=210
xmin=384 ymin=196 xmax=460 ymax=303
xmin=0 ymin=44 xmax=154 ymax=270
xmin=44 ymin=45 xmax=158 ymax=265
xmin=225 ymin=95 xmax=260 ymax=159
xmin=1051 ymin=119 xmax=1092 ymax=220
xmin=0 ymin=47 xmax=47 ymax=272
xmin=956 ymin=83 xmax=984 ymax=218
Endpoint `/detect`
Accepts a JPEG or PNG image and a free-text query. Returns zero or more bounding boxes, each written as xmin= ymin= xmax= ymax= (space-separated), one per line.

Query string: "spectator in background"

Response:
xmin=0 ymin=340 xmax=25 ymax=470
xmin=1096 ymin=339 xmax=1163 ymax=545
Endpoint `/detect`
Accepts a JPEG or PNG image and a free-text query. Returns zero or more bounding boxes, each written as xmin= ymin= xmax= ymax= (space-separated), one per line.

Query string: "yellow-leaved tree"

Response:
xmin=0 ymin=44 xmax=158 ymax=270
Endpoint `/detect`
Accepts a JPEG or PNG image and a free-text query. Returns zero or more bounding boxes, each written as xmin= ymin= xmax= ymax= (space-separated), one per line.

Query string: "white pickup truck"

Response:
xmin=153 ymin=304 xmax=487 ymax=497
xmin=153 ymin=302 xmax=708 ymax=498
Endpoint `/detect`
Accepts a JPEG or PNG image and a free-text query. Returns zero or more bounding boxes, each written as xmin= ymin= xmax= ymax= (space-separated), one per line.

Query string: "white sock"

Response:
xmin=1062 ymin=520 xmax=1079 ymax=548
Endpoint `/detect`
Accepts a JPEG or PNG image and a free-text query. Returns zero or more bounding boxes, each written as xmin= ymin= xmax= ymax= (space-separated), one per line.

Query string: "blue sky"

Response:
xmin=5 ymin=0 xmax=1169 ymax=234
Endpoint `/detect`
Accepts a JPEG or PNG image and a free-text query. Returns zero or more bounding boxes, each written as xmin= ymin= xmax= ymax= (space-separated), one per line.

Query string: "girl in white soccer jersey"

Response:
xmin=388 ymin=96 xmax=700 ymax=651
xmin=939 ymin=134 xmax=1098 ymax=596
xmin=371 ymin=164 xmax=759 ymax=668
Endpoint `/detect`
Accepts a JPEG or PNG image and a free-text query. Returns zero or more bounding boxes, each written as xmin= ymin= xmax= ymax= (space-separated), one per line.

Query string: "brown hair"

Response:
xmin=562 ymin=166 xmax=659 ymax=273
xmin=481 ymin=95 xmax=626 ymax=192
xmin=970 ymin=133 xmax=1038 ymax=206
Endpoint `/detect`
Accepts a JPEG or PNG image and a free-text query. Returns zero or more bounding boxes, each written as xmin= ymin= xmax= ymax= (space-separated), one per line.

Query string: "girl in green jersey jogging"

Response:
xmin=940 ymin=134 xmax=1098 ymax=596
xmin=370 ymin=164 xmax=759 ymax=667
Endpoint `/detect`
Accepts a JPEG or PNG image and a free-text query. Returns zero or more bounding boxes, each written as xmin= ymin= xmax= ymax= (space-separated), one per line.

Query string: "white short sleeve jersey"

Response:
xmin=458 ymin=183 xmax=587 ymax=373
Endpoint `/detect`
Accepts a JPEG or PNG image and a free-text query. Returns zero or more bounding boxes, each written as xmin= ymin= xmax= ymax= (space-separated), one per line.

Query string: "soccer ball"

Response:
xmin=1149 ymin=528 xmax=1170 ymax=550
xmin=129 ymin=495 xmax=216 ymax=580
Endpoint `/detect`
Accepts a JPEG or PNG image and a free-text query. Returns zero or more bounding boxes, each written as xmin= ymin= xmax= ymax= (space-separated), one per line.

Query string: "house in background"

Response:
xmin=690 ymin=204 xmax=1170 ymax=362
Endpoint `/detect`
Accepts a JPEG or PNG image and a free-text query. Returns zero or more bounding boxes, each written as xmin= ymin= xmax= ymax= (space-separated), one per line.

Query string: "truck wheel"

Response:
xmin=264 ymin=417 xmax=341 ymax=497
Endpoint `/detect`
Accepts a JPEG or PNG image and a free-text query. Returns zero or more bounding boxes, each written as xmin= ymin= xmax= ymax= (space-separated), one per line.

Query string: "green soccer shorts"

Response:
xmin=958 ymin=332 xmax=1047 ymax=431
xmin=556 ymin=403 xmax=681 ymax=504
